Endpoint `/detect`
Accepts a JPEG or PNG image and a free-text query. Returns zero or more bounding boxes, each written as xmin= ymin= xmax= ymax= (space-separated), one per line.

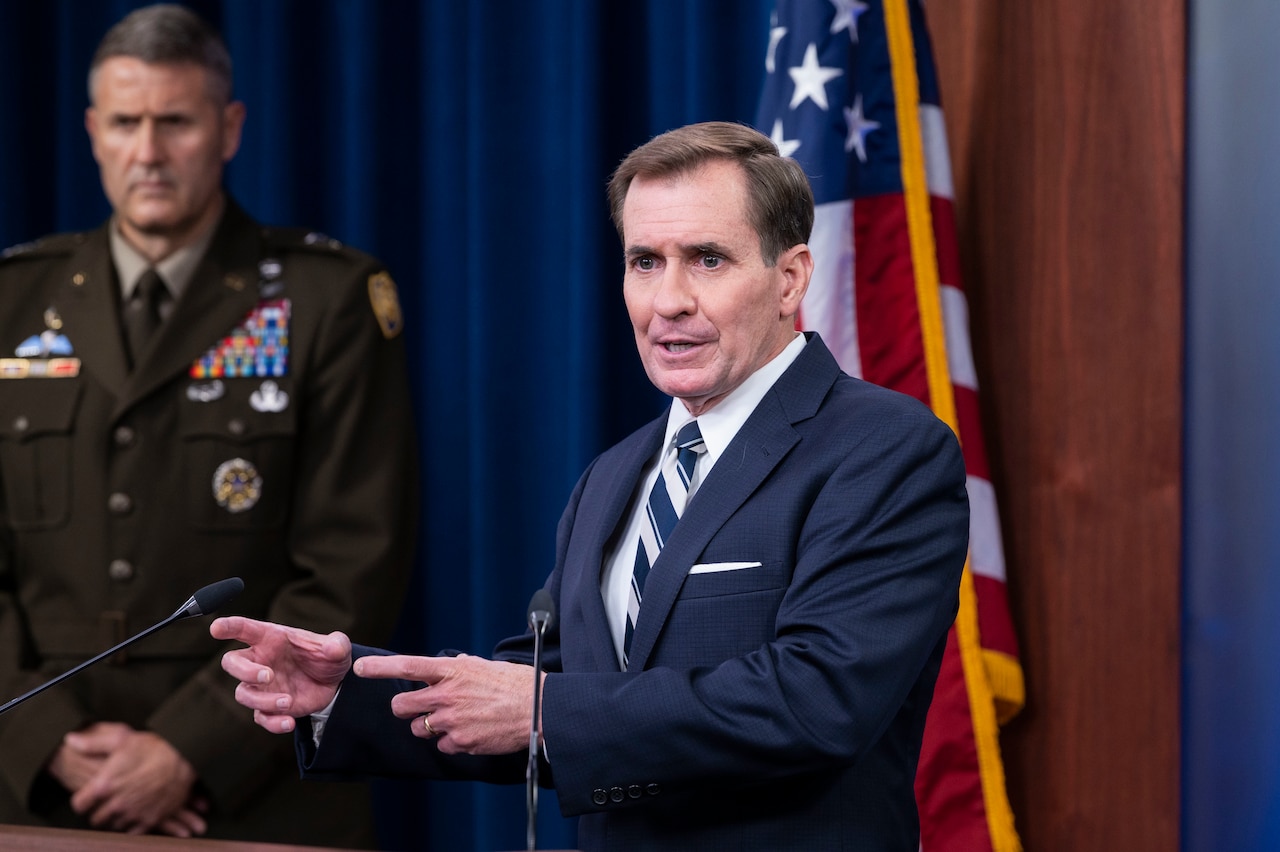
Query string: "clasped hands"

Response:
xmin=211 ymin=616 xmax=543 ymax=756
xmin=47 ymin=721 xmax=205 ymax=837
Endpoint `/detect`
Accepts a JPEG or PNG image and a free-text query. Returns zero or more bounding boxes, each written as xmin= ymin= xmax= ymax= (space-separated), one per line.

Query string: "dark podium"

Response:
xmin=0 ymin=824 xmax=580 ymax=852
xmin=0 ymin=824 xmax=350 ymax=851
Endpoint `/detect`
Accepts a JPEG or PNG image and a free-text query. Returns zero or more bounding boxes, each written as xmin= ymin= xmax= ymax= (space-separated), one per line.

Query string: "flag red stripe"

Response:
xmin=916 ymin=625 xmax=996 ymax=852
xmin=973 ymin=574 xmax=1019 ymax=658
xmin=854 ymin=194 xmax=930 ymax=404
xmin=954 ymin=385 xmax=991 ymax=480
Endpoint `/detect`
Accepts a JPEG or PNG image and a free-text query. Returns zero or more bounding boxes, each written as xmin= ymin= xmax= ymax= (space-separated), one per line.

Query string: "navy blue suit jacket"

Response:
xmin=303 ymin=334 xmax=969 ymax=851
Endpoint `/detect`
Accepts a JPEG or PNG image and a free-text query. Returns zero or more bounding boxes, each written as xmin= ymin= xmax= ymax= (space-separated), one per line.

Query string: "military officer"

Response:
xmin=0 ymin=5 xmax=416 ymax=846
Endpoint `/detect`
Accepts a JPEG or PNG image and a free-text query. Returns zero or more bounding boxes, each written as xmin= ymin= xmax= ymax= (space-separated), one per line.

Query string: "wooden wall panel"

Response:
xmin=928 ymin=3 xmax=1184 ymax=850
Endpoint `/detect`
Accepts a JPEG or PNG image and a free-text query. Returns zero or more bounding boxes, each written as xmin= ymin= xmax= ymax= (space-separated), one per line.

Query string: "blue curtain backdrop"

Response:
xmin=1184 ymin=0 xmax=1280 ymax=849
xmin=0 ymin=1 xmax=772 ymax=849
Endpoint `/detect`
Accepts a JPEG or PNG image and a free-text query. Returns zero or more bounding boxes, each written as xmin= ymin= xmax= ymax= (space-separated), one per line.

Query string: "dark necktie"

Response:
xmin=123 ymin=268 xmax=168 ymax=369
xmin=622 ymin=419 xmax=706 ymax=667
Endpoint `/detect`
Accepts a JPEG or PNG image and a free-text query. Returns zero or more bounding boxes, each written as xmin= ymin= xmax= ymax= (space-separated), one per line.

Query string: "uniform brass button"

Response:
xmin=609 ymin=786 xmax=625 ymax=803
xmin=627 ymin=784 xmax=642 ymax=799
xmin=113 ymin=425 xmax=136 ymax=447
xmin=108 ymin=559 xmax=134 ymax=582
xmin=227 ymin=418 xmax=246 ymax=436
xmin=107 ymin=493 xmax=133 ymax=515
xmin=12 ymin=415 xmax=29 ymax=432
xmin=592 ymin=789 xmax=607 ymax=806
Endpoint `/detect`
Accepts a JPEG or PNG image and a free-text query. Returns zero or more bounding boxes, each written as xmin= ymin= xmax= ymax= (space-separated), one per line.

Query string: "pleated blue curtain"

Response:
xmin=0 ymin=1 xmax=772 ymax=848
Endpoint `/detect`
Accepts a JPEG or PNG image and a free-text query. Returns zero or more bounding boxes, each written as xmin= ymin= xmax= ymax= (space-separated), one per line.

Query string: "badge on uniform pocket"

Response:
xmin=212 ymin=458 xmax=263 ymax=513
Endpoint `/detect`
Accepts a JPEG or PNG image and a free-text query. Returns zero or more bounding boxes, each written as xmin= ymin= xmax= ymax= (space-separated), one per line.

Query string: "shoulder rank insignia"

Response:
xmin=190 ymin=298 xmax=291 ymax=379
xmin=367 ymin=271 xmax=404 ymax=339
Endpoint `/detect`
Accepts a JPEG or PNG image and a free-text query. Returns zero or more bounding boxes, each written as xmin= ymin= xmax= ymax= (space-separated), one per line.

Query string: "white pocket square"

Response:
xmin=688 ymin=561 xmax=762 ymax=575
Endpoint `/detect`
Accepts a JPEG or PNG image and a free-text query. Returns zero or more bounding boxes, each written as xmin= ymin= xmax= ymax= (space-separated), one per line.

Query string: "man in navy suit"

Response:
xmin=213 ymin=121 xmax=969 ymax=850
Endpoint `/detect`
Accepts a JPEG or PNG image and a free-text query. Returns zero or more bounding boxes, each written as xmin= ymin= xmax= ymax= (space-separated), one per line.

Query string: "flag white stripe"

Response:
xmin=967 ymin=475 xmax=1007 ymax=582
xmin=920 ymin=104 xmax=954 ymax=200
xmin=806 ymin=200 xmax=861 ymax=378
xmin=941 ymin=284 xmax=978 ymax=391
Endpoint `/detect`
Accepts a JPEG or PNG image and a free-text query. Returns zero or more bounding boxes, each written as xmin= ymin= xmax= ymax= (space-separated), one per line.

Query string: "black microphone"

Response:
xmin=0 ymin=577 xmax=245 ymax=717
xmin=525 ymin=588 xmax=556 ymax=852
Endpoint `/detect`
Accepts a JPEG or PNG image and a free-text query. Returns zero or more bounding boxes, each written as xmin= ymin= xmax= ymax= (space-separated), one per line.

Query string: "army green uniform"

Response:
xmin=0 ymin=201 xmax=417 ymax=847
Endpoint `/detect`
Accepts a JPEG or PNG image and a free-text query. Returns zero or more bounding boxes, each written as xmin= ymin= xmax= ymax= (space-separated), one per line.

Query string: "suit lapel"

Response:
xmin=576 ymin=420 xmax=666 ymax=673
xmin=57 ymin=229 xmax=129 ymax=396
xmin=113 ymin=205 xmax=263 ymax=419
xmin=626 ymin=337 xmax=841 ymax=669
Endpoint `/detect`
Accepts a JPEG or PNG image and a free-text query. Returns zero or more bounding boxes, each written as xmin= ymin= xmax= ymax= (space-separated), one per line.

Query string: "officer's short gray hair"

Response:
xmin=88 ymin=4 xmax=233 ymax=105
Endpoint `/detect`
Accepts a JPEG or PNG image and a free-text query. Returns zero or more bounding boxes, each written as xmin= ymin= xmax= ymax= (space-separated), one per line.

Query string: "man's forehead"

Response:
xmin=623 ymin=169 xmax=751 ymax=244
xmin=92 ymin=57 xmax=213 ymax=104
xmin=627 ymin=159 xmax=745 ymax=195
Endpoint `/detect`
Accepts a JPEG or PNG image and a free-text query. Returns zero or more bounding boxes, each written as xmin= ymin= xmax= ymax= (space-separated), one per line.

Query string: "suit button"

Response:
xmin=108 ymin=559 xmax=134 ymax=582
xmin=592 ymin=789 xmax=607 ymax=806
xmin=627 ymin=785 xmax=642 ymax=799
xmin=107 ymin=493 xmax=133 ymax=515
xmin=646 ymin=783 xmax=661 ymax=797
xmin=113 ymin=425 xmax=136 ymax=447
xmin=609 ymin=787 xmax=625 ymax=803
xmin=12 ymin=415 xmax=29 ymax=433
xmin=227 ymin=418 xmax=246 ymax=436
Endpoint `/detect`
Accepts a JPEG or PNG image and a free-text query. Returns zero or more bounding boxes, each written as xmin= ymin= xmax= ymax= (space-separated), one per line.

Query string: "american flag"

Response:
xmin=756 ymin=2 xmax=1023 ymax=849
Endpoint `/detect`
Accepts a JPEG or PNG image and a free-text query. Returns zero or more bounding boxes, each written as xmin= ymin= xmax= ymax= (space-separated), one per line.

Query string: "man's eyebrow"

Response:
xmin=624 ymin=241 xmax=733 ymax=260
xmin=104 ymin=108 xmax=192 ymax=121
xmin=689 ymin=241 xmax=732 ymax=257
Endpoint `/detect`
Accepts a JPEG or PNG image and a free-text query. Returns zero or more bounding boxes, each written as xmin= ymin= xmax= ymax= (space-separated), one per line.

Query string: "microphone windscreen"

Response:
xmin=191 ymin=577 xmax=245 ymax=617
xmin=527 ymin=588 xmax=556 ymax=632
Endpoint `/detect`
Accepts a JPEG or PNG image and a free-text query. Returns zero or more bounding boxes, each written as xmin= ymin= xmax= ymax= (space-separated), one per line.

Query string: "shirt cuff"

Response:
xmin=310 ymin=689 xmax=341 ymax=748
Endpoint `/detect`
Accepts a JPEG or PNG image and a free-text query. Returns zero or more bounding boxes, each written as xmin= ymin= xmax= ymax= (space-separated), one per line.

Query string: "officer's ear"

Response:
xmin=221 ymin=101 xmax=246 ymax=163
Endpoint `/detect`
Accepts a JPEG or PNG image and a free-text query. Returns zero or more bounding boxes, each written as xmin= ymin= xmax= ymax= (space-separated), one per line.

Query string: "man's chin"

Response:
xmin=650 ymin=376 xmax=717 ymax=409
xmin=123 ymin=213 xmax=185 ymax=238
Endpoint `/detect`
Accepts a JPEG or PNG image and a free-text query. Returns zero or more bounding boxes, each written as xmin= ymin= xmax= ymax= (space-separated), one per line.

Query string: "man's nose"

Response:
xmin=134 ymin=120 xmax=163 ymax=163
xmin=653 ymin=265 xmax=696 ymax=318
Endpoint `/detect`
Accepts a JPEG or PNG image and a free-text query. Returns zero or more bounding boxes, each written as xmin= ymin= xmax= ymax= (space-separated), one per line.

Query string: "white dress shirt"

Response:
xmin=600 ymin=333 xmax=807 ymax=665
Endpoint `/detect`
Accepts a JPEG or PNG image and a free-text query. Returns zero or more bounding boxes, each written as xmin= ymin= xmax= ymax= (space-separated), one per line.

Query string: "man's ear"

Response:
xmin=84 ymin=107 xmax=103 ymax=165
xmin=221 ymin=100 xmax=247 ymax=162
xmin=777 ymin=243 xmax=813 ymax=317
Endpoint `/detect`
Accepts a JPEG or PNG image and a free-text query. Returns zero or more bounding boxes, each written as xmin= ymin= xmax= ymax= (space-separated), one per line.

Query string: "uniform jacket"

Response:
xmin=0 ymin=201 xmax=417 ymax=846
xmin=303 ymin=334 xmax=967 ymax=850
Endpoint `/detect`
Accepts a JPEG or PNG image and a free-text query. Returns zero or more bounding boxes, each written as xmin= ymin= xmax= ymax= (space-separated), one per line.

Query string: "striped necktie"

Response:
xmin=623 ymin=419 xmax=706 ymax=667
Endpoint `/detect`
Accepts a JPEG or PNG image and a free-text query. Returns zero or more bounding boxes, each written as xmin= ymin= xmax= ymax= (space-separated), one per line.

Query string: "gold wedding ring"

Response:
xmin=422 ymin=713 xmax=438 ymax=737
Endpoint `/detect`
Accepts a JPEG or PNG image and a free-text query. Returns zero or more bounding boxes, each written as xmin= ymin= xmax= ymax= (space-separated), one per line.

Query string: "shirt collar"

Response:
xmin=662 ymin=332 xmax=807 ymax=471
xmin=110 ymin=214 xmax=220 ymax=304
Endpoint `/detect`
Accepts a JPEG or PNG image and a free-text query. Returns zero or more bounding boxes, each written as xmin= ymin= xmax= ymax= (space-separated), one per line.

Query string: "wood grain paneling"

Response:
xmin=928 ymin=3 xmax=1184 ymax=849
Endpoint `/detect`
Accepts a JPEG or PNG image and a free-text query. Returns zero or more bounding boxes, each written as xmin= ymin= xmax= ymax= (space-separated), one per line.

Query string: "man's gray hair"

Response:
xmin=88 ymin=4 xmax=233 ymax=104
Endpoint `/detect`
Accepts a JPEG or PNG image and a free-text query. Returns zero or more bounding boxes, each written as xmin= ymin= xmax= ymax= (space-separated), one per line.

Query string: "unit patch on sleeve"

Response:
xmin=367 ymin=272 xmax=404 ymax=340
xmin=190 ymin=298 xmax=291 ymax=378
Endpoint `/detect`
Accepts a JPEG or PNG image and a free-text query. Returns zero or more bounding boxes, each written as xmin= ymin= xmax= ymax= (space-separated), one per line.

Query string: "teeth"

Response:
xmin=666 ymin=343 xmax=694 ymax=352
